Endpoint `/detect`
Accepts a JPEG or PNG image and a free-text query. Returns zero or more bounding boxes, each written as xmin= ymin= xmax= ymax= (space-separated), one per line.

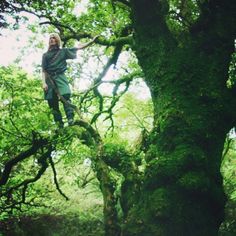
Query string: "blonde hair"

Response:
xmin=48 ymin=33 xmax=61 ymax=50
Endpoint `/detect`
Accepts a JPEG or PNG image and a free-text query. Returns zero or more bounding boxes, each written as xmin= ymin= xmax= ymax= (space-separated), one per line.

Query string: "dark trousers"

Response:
xmin=47 ymin=92 xmax=74 ymax=125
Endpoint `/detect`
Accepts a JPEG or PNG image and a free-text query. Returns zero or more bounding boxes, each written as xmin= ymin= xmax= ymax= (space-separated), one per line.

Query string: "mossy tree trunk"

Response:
xmin=95 ymin=157 xmax=120 ymax=236
xmin=77 ymin=121 xmax=121 ymax=236
xmin=123 ymin=1 xmax=236 ymax=235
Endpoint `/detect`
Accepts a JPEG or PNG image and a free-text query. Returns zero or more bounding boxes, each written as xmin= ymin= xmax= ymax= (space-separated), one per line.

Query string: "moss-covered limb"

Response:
xmin=93 ymin=145 xmax=121 ymax=236
xmin=70 ymin=122 xmax=121 ymax=235
xmin=100 ymin=142 xmax=144 ymax=223
xmin=94 ymin=158 xmax=121 ymax=236
xmin=102 ymin=143 xmax=134 ymax=174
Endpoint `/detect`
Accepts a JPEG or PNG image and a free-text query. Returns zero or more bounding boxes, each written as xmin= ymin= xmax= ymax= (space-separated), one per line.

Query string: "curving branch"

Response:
xmin=1 ymin=147 xmax=52 ymax=197
xmin=80 ymin=44 xmax=123 ymax=121
xmin=48 ymin=155 xmax=69 ymax=200
xmin=90 ymin=70 xmax=142 ymax=124
xmin=112 ymin=0 xmax=131 ymax=8
xmin=0 ymin=134 xmax=48 ymax=186
xmin=40 ymin=20 xmax=133 ymax=47
xmin=72 ymin=119 xmax=121 ymax=234
xmin=39 ymin=21 xmax=78 ymax=40
xmin=0 ymin=146 xmax=52 ymax=212
xmin=64 ymin=34 xmax=133 ymax=48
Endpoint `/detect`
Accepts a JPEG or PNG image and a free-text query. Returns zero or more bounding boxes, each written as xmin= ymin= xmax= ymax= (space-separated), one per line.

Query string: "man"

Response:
xmin=41 ymin=33 xmax=97 ymax=127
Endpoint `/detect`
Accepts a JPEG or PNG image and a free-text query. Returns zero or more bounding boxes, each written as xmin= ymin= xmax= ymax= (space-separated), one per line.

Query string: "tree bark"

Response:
xmin=95 ymin=157 xmax=121 ymax=236
xmin=76 ymin=120 xmax=121 ymax=236
xmin=122 ymin=0 xmax=236 ymax=235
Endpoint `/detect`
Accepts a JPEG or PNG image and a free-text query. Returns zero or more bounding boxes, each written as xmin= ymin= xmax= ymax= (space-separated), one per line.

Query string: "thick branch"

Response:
xmin=39 ymin=21 xmax=77 ymax=36
xmin=113 ymin=0 xmax=131 ymax=8
xmin=74 ymin=120 xmax=102 ymax=146
xmin=1 ymin=147 xmax=52 ymax=198
xmin=0 ymin=135 xmax=48 ymax=186
xmin=72 ymin=119 xmax=120 ymax=234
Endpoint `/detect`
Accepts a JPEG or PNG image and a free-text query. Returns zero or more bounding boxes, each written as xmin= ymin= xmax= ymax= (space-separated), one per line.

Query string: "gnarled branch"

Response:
xmin=0 ymin=134 xmax=48 ymax=186
xmin=49 ymin=155 xmax=69 ymax=200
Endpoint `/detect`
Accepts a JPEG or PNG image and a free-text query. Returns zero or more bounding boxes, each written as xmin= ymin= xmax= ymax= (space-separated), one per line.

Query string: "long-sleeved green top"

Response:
xmin=42 ymin=47 xmax=78 ymax=100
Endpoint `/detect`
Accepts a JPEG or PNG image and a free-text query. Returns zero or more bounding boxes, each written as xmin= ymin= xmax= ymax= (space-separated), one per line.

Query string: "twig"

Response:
xmin=48 ymin=155 xmax=69 ymax=201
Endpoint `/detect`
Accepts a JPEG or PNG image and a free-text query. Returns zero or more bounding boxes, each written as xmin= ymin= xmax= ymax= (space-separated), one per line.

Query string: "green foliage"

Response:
xmin=0 ymin=66 xmax=50 ymax=157
xmin=0 ymin=62 xmax=152 ymax=234
xmin=0 ymin=65 xmax=102 ymax=221
xmin=111 ymin=92 xmax=153 ymax=141
xmin=167 ymin=0 xmax=200 ymax=34
xmin=222 ymin=138 xmax=236 ymax=200
xmin=220 ymin=137 xmax=236 ymax=235
xmin=227 ymin=52 xmax=236 ymax=88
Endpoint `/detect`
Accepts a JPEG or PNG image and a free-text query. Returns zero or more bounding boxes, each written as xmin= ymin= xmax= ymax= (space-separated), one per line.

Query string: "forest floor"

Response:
xmin=0 ymin=213 xmax=104 ymax=236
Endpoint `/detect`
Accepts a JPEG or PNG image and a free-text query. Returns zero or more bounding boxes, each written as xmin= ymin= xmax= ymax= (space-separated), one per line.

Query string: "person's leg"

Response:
xmin=62 ymin=94 xmax=74 ymax=125
xmin=47 ymin=92 xmax=64 ymax=128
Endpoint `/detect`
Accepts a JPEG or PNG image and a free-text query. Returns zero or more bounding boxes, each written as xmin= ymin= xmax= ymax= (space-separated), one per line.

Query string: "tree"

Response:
xmin=1 ymin=0 xmax=236 ymax=235
xmin=123 ymin=1 xmax=236 ymax=235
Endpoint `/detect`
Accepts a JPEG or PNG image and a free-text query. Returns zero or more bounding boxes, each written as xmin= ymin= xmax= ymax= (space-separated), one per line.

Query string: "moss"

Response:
xmin=102 ymin=143 xmax=133 ymax=174
xmin=144 ymin=142 xmax=208 ymax=190
xmin=144 ymin=157 xmax=183 ymax=189
xmin=145 ymin=144 xmax=159 ymax=162
xmin=177 ymin=171 xmax=211 ymax=193
xmin=147 ymin=188 xmax=172 ymax=218
xmin=62 ymin=126 xmax=95 ymax=146
xmin=123 ymin=188 xmax=177 ymax=235
xmin=123 ymin=199 xmax=163 ymax=236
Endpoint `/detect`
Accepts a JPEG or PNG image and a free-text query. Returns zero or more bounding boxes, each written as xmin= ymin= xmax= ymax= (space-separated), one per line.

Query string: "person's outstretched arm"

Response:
xmin=76 ymin=35 xmax=99 ymax=50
